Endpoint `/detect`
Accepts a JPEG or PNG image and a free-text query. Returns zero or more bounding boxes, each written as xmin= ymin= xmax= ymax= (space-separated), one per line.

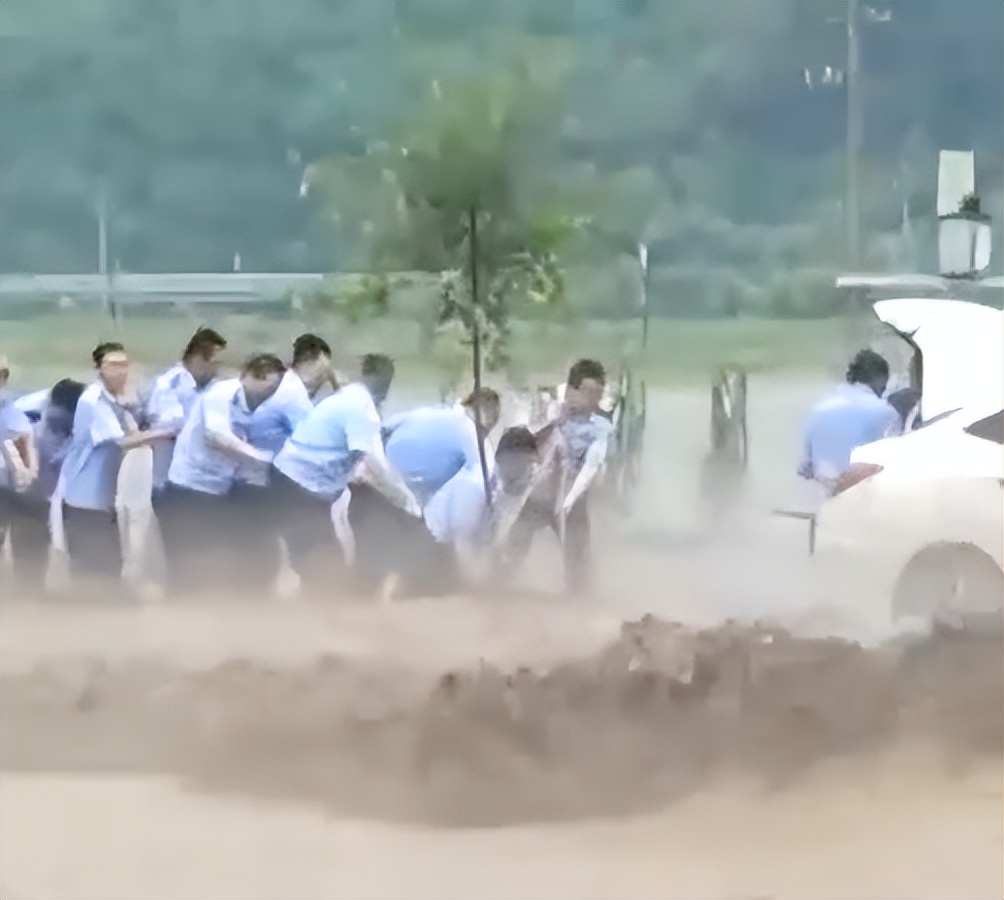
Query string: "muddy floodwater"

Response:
xmin=1 ymin=379 xmax=1002 ymax=898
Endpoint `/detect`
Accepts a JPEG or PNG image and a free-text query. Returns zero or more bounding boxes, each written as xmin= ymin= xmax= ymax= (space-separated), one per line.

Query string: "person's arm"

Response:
xmin=558 ymin=425 xmax=609 ymax=513
xmin=356 ymin=443 xmax=421 ymax=515
xmin=202 ymin=392 xmax=273 ymax=465
xmin=145 ymin=384 xmax=187 ymax=435
xmin=119 ymin=428 xmax=177 ymax=450
xmin=346 ymin=399 xmax=421 ymax=516
xmin=2 ymin=405 xmax=39 ymax=491
xmin=380 ymin=409 xmax=411 ymax=442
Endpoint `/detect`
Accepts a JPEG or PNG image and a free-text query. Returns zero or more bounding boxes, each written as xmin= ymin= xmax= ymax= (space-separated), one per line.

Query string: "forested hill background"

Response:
xmin=1 ymin=0 xmax=1001 ymax=317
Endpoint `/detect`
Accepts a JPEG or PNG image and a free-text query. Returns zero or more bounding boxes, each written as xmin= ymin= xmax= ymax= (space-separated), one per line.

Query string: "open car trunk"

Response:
xmin=873 ymin=298 xmax=1004 ymax=423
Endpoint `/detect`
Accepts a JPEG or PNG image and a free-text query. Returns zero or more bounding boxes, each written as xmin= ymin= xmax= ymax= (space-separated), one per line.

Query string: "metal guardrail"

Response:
xmin=0 ymin=273 xmax=327 ymax=303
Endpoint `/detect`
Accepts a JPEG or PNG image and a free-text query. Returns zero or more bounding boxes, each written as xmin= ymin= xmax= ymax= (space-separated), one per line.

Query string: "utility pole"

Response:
xmin=831 ymin=1 xmax=890 ymax=269
xmin=845 ymin=0 xmax=861 ymax=269
xmin=638 ymin=242 xmax=649 ymax=352
xmin=847 ymin=0 xmax=863 ymax=267
xmin=467 ymin=206 xmax=493 ymax=509
xmin=97 ymin=191 xmax=111 ymax=319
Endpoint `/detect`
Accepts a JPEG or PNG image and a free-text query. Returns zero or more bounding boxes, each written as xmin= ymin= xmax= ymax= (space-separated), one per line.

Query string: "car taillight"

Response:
xmin=831 ymin=462 xmax=883 ymax=497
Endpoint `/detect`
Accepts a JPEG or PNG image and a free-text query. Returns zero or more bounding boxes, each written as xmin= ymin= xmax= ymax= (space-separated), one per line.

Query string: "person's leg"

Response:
xmin=273 ymin=471 xmax=342 ymax=596
xmin=561 ymin=495 xmax=593 ymax=595
xmin=228 ymin=481 xmax=281 ymax=598
xmin=63 ymin=505 xmax=122 ymax=585
xmin=158 ymin=486 xmax=229 ymax=598
xmin=394 ymin=515 xmax=454 ymax=598
xmin=347 ymin=483 xmax=407 ymax=597
xmin=494 ymin=500 xmax=548 ymax=589
xmin=8 ymin=494 xmax=50 ymax=598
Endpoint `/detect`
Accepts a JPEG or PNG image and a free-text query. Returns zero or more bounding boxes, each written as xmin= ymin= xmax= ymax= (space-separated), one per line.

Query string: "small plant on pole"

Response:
xmin=312 ymin=72 xmax=580 ymax=504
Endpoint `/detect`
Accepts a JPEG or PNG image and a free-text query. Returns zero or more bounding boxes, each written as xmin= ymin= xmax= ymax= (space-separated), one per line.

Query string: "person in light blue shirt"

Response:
xmin=1 ymin=355 xmax=37 ymax=496
xmin=494 ymin=360 xmax=613 ymax=596
xmin=272 ymin=354 xmax=420 ymax=594
xmin=233 ymin=368 xmax=313 ymax=466
xmin=290 ymin=333 xmax=337 ymax=403
xmin=421 ymin=426 xmax=540 ymax=594
xmin=54 ymin=343 xmax=171 ymax=583
xmin=161 ymin=353 xmax=288 ymax=596
xmin=383 ymin=388 xmax=500 ymax=507
xmin=798 ymin=349 xmax=899 ymax=491
xmin=146 ymin=327 xmax=227 ymax=494
xmin=1 ymin=354 xmax=40 ymax=592
xmin=3 ymin=379 xmax=85 ymax=596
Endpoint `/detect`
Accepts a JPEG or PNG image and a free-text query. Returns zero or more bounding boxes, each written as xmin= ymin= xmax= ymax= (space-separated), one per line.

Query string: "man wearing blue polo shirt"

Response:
xmin=227 ymin=357 xmax=314 ymax=588
xmin=798 ymin=349 xmax=899 ymax=494
xmin=272 ymin=354 xmax=420 ymax=595
xmin=420 ymin=425 xmax=540 ymax=595
xmin=495 ymin=359 xmax=613 ymax=596
xmin=2 ymin=378 xmax=84 ymax=597
xmin=1 ymin=353 xmax=39 ymax=593
xmin=54 ymin=343 xmax=173 ymax=587
xmin=145 ymin=327 xmax=228 ymax=496
xmin=161 ymin=352 xmax=288 ymax=596
xmin=383 ymin=388 xmax=500 ymax=507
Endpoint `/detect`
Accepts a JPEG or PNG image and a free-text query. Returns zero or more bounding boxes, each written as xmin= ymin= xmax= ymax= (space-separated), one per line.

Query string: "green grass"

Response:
xmin=1 ymin=306 xmax=843 ymax=394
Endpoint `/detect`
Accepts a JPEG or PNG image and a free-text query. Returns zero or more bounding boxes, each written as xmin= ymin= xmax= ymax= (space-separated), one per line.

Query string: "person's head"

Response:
xmin=45 ymin=378 xmax=86 ymax=434
xmin=239 ymin=353 xmax=286 ymax=410
xmin=461 ymin=387 xmax=501 ymax=434
xmin=360 ymin=353 xmax=395 ymax=405
xmin=565 ymin=358 xmax=606 ymax=415
xmin=93 ymin=342 xmax=130 ymax=396
xmin=292 ymin=333 xmax=332 ymax=396
xmin=495 ymin=426 xmax=539 ymax=496
xmin=182 ymin=327 xmax=227 ymax=388
xmin=0 ymin=353 xmax=9 ymax=390
xmin=846 ymin=348 xmax=890 ymax=397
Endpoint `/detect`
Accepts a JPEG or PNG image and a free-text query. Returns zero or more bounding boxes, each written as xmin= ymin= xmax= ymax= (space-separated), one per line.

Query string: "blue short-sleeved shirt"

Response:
xmin=168 ymin=378 xmax=254 ymax=496
xmin=383 ymin=404 xmax=493 ymax=505
xmin=232 ymin=371 xmax=311 ymax=488
xmin=0 ymin=391 xmax=34 ymax=491
xmin=799 ymin=383 xmax=899 ymax=482
xmin=145 ymin=363 xmax=205 ymax=490
xmin=423 ymin=467 xmax=491 ymax=546
xmin=559 ymin=412 xmax=613 ymax=474
xmin=60 ymin=383 xmax=130 ymax=512
xmin=27 ymin=404 xmax=75 ymax=503
xmin=273 ymin=382 xmax=382 ymax=501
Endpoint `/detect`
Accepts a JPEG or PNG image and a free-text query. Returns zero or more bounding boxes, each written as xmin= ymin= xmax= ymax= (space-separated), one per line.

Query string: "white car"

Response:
xmin=812 ymin=298 xmax=1003 ymax=633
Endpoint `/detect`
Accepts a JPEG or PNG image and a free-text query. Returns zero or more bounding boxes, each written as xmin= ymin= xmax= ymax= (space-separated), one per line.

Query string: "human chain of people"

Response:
xmin=0 ymin=332 xmax=613 ymax=602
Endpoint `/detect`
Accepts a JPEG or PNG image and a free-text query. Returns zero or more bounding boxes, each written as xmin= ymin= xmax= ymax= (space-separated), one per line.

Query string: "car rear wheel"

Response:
xmin=893 ymin=543 xmax=1004 ymax=636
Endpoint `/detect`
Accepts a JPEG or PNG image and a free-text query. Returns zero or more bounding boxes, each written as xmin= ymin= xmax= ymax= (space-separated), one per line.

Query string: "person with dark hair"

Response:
xmin=797 ymin=348 xmax=899 ymax=492
xmin=52 ymin=343 xmax=173 ymax=588
xmin=0 ymin=352 xmax=38 ymax=497
xmin=160 ymin=352 xmax=293 ymax=596
xmin=271 ymin=353 xmax=420 ymax=596
xmin=291 ymin=333 xmax=336 ymax=401
xmin=495 ymin=359 xmax=612 ymax=595
xmin=381 ymin=387 xmax=501 ymax=508
xmin=1 ymin=353 xmax=40 ymax=593
xmin=146 ymin=327 xmax=228 ymax=495
xmin=359 ymin=353 xmax=396 ymax=411
xmin=419 ymin=425 xmax=543 ymax=593
xmin=1 ymin=378 xmax=85 ymax=596
xmin=227 ymin=351 xmax=314 ymax=591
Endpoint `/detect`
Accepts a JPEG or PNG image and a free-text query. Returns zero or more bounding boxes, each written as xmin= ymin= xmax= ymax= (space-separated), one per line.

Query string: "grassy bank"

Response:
xmin=1 ymin=308 xmax=848 ymax=394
